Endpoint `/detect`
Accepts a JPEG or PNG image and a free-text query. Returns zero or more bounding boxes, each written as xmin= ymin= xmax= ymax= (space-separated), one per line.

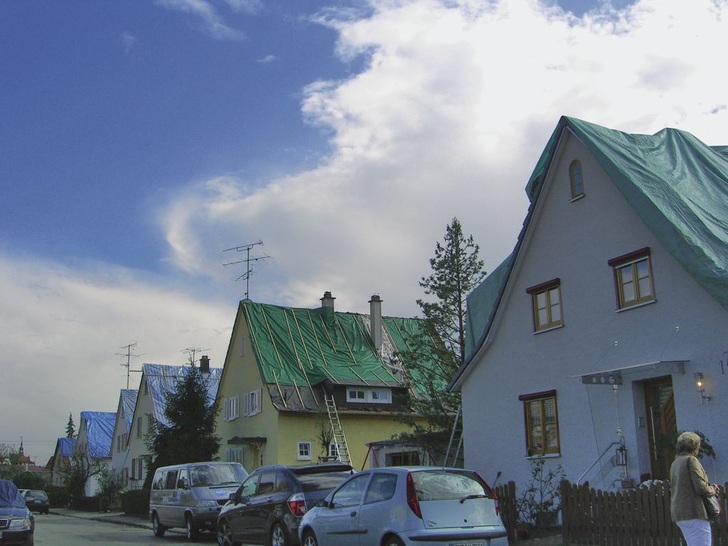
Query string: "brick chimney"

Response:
xmin=369 ymin=294 xmax=383 ymax=352
xmin=200 ymin=355 xmax=210 ymax=373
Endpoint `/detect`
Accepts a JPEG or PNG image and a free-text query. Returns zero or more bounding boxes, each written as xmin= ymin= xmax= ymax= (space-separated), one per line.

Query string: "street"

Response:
xmin=33 ymin=513 xmax=218 ymax=545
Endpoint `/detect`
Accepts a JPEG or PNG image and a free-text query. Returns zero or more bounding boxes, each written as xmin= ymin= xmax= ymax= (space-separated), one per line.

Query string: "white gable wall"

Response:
xmin=461 ymin=132 xmax=728 ymax=492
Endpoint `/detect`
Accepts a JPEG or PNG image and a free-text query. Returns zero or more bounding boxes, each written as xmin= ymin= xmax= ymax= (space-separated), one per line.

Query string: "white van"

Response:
xmin=149 ymin=461 xmax=248 ymax=540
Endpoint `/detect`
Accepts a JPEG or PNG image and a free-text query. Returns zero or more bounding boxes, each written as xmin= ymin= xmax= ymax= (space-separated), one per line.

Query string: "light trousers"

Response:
xmin=676 ymin=519 xmax=711 ymax=546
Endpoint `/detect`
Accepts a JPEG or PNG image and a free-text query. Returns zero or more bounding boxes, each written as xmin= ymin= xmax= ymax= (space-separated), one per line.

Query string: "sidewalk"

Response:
xmin=52 ymin=508 xmax=564 ymax=544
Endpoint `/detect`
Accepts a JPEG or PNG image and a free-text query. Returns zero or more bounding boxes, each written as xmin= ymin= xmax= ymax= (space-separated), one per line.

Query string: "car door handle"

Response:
xmin=350 ymin=511 xmax=357 ymax=517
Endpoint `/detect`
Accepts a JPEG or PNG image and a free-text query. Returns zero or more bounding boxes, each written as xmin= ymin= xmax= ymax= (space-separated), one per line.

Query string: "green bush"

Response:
xmin=121 ymin=489 xmax=149 ymax=517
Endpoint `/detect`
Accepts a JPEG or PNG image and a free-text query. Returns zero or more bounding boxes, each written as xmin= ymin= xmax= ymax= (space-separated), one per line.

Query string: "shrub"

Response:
xmin=121 ymin=489 xmax=149 ymax=517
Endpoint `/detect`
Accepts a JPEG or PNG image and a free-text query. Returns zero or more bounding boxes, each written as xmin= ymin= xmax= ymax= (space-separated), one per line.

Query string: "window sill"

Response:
xmin=616 ymin=299 xmax=656 ymax=313
xmin=526 ymin=453 xmax=561 ymax=460
xmin=532 ymin=324 xmax=564 ymax=335
xmin=570 ymin=193 xmax=585 ymax=202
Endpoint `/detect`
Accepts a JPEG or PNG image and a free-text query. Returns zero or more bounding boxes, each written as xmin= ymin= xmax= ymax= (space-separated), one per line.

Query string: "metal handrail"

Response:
xmin=576 ymin=441 xmax=625 ymax=485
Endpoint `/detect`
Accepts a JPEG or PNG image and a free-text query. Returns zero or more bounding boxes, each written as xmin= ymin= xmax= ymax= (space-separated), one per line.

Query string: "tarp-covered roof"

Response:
xmin=80 ymin=411 xmax=116 ymax=459
xmin=243 ymin=300 xmax=440 ymax=390
xmin=142 ymin=363 xmax=222 ymax=427
xmin=56 ymin=437 xmax=76 ymax=458
xmin=120 ymin=389 xmax=138 ymax=431
xmin=457 ymin=116 xmax=728 ymax=380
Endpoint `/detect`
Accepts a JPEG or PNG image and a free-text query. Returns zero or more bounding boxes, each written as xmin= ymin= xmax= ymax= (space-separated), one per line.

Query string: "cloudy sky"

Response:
xmin=2 ymin=0 xmax=726 ymax=464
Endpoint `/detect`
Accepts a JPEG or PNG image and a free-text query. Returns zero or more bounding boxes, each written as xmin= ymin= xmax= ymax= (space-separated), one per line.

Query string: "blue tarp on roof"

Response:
xmin=459 ymin=116 xmax=728 ymax=377
xmin=120 ymin=389 xmax=138 ymax=431
xmin=56 ymin=437 xmax=76 ymax=458
xmin=142 ymin=363 xmax=222 ymax=427
xmin=80 ymin=411 xmax=116 ymax=459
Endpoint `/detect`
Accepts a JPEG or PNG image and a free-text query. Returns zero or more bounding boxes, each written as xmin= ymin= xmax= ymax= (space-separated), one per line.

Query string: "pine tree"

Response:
xmin=144 ymin=364 xmax=221 ymax=488
xmin=396 ymin=218 xmax=486 ymax=461
xmin=417 ymin=217 xmax=486 ymax=365
xmin=66 ymin=413 xmax=75 ymax=438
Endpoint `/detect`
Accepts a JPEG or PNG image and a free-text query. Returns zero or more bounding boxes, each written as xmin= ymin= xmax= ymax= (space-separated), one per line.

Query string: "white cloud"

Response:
xmin=156 ymin=0 xmax=247 ymax=40
xmin=158 ymin=0 xmax=728 ymax=317
xmin=0 ymin=253 xmax=233 ymax=463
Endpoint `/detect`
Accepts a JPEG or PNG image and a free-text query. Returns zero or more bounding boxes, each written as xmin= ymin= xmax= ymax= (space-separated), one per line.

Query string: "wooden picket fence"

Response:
xmin=561 ymin=480 xmax=728 ymax=545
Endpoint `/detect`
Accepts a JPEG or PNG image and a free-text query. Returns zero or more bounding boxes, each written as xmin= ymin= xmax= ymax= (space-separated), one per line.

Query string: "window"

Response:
xmin=527 ymin=279 xmax=563 ymax=332
xmin=136 ymin=416 xmax=142 ymax=438
xmin=608 ymin=248 xmax=655 ymax=309
xmin=225 ymin=448 xmax=243 ymax=464
xmin=519 ymin=390 xmax=560 ymax=456
xmin=298 ymin=442 xmax=312 ymax=460
xmin=347 ymin=387 xmax=392 ymax=404
xmin=224 ymin=395 xmax=240 ymax=420
xmin=569 ymin=159 xmax=584 ymax=199
xmin=331 ymin=474 xmax=369 ymax=508
xmin=244 ymin=389 xmax=261 ymax=416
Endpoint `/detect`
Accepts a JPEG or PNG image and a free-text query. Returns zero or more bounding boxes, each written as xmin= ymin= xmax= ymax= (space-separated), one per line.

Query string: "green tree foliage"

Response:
xmin=66 ymin=413 xmax=76 ymax=438
xmin=417 ymin=217 xmax=486 ymax=365
xmin=144 ymin=364 xmax=221 ymax=489
xmin=61 ymin=453 xmax=105 ymax=500
xmin=396 ymin=218 xmax=486 ymax=459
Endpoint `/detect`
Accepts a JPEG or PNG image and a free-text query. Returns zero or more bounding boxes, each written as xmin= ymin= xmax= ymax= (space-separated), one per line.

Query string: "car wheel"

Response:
xmin=217 ymin=519 xmax=240 ymax=546
xmin=384 ymin=536 xmax=405 ymax=546
xmin=301 ymin=529 xmax=319 ymax=546
xmin=152 ymin=512 xmax=166 ymax=537
xmin=185 ymin=514 xmax=199 ymax=541
xmin=270 ymin=522 xmax=290 ymax=546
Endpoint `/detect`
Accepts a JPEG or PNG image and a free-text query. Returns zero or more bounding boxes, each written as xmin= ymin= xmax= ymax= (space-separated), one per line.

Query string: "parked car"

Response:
xmin=0 ymin=480 xmax=35 ymax=546
xmin=22 ymin=490 xmax=50 ymax=515
xmin=217 ymin=462 xmax=354 ymax=546
xmin=298 ymin=466 xmax=508 ymax=546
xmin=149 ymin=461 xmax=248 ymax=540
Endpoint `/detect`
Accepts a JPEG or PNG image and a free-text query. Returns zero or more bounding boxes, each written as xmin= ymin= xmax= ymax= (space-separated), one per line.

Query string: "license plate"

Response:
xmin=449 ymin=543 xmax=485 ymax=546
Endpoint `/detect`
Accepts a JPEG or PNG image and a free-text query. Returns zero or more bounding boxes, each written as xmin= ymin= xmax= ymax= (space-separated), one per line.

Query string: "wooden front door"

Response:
xmin=644 ymin=377 xmax=676 ymax=480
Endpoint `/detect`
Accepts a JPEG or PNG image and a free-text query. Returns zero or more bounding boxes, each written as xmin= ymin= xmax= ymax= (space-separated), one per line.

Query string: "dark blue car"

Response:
xmin=0 ymin=480 xmax=34 ymax=546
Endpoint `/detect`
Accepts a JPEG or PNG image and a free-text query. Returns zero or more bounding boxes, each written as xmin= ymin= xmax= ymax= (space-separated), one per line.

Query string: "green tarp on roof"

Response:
xmin=243 ymin=300 xmax=438 ymax=390
xmin=462 ymin=116 xmax=728 ymax=366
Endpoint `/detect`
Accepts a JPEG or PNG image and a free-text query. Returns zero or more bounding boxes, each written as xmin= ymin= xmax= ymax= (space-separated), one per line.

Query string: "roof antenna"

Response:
xmin=116 ymin=342 xmax=143 ymax=389
xmin=223 ymin=240 xmax=270 ymax=300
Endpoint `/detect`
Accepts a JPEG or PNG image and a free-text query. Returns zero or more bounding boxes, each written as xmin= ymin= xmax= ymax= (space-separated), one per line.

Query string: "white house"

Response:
xmin=451 ymin=116 xmax=728 ymax=493
xmin=109 ymin=389 xmax=138 ymax=487
xmin=75 ymin=411 xmax=115 ymax=496
xmin=50 ymin=437 xmax=76 ymax=487
xmin=122 ymin=362 xmax=222 ymax=489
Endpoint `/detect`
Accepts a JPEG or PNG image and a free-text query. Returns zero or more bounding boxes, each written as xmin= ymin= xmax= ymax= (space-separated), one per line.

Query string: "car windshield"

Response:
xmin=410 ymin=470 xmax=491 ymax=501
xmin=298 ymin=472 xmax=354 ymax=493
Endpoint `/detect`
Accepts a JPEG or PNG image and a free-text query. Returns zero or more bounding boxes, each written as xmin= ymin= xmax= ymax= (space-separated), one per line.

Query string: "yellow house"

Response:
xmin=215 ymin=292 xmax=444 ymax=471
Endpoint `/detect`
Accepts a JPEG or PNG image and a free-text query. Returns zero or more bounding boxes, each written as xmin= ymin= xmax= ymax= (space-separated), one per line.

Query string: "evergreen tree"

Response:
xmin=396 ymin=218 xmax=486 ymax=462
xmin=66 ymin=413 xmax=75 ymax=438
xmin=144 ymin=364 xmax=221 ymax=488
xmin=417 ymin=217 xmax=486 ymax=365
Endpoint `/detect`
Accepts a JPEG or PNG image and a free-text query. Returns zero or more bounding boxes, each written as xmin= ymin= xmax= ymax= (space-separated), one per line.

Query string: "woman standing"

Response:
xmin=670 ymin=431 xmax=718 ymax=546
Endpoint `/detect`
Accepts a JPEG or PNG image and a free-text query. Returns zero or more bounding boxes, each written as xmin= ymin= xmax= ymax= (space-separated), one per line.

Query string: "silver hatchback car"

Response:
xmin=299 ymin=466 xmax=508 ymax=546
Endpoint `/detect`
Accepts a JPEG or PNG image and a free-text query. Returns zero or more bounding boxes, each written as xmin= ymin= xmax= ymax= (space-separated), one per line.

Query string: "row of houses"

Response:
xmin=50 ymin=294 xmax=445 ymax=494
xmin=51 ymin=116 xmax=728 ymax=498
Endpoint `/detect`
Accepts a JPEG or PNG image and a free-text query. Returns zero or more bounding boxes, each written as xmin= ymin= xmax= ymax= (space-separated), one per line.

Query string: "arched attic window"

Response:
xmin=569 ymin=159 xmax=585 ymax=199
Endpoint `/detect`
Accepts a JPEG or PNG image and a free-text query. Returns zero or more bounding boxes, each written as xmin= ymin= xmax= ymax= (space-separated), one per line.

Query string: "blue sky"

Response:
xmin=2 ymin=0 xmax=726 ymax=463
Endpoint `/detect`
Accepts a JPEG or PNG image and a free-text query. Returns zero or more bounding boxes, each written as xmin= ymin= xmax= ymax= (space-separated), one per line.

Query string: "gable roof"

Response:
xmin=120 ymin=389 xmax=138 ymax=431
xmin=141 ymin=363 xmax=222 ymax=427
xmin=453 ymin=116 xmax=728 ymax=387
xmin=54 ymin=437 xmax=76 ymax=458
xmin=79 ymin=411 xmax=116 ymax=459
xmin=242 ymin=299 xmax=440 ymax=391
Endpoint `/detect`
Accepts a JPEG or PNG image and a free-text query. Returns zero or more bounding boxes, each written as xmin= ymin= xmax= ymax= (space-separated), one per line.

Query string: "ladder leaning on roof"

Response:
xmin=324 ymin=394 xmax=351 ymax=466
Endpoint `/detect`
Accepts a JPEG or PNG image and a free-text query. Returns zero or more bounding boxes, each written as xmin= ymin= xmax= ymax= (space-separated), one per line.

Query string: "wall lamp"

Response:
xmin=695 ymin=372 xmax=711 ymax=403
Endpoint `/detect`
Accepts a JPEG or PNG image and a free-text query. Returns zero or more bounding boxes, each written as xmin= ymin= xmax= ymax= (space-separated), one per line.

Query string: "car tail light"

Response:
xmin=406 ymin=473 xmax=422 ymax=519
xmin=288 ymin=493 xmax=307 ymax=517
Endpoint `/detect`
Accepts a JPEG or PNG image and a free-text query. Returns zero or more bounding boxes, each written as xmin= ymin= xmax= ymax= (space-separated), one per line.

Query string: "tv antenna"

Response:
xmin=182 ymin=347 xmax=210 ymax=366
xmin=223 ymin=240 xmax=270 ymax=300
xmin=117 ymin=342 xmax=143 ymax=389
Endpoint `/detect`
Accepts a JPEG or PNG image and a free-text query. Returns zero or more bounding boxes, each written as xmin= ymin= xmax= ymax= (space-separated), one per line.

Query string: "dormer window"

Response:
xmin=569 ymin=159 xmax=584 ymax=199
xmin=346 ymin=387 xmax=392 ymax=404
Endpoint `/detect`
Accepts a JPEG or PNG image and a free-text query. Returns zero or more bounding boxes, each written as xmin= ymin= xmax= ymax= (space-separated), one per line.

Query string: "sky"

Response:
xmin=1 ymin=0 xmax=727 ymax=465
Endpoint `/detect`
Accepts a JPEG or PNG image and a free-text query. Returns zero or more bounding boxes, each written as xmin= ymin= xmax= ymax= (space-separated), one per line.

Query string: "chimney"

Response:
xmin=321 ymin=291 xmax=335 ymax=310
xmin=200 ymin=355 xmax=210 ymax=374
xmin=369 ymin=294 xmax=383 ymax=352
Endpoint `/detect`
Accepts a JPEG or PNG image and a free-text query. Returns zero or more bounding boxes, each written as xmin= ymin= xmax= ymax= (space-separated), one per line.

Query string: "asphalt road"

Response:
xmin=33 ymin=513 xmax=218 ymax=545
